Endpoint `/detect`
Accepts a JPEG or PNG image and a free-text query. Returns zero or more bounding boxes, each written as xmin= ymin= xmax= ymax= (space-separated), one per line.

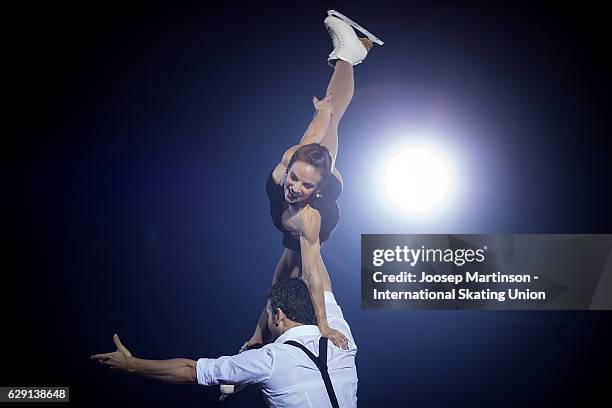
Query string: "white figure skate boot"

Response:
xmin=324 ymin=9 xmax=384 ymax=67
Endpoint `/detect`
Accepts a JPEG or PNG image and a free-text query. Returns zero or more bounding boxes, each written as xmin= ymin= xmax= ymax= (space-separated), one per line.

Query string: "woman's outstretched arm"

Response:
xmin=299 ymin=208 xmax=349 ymax=350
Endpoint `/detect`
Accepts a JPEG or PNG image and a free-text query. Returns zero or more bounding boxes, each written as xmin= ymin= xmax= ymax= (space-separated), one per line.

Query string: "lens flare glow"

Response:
xmin=385 ymin=147 xmax=450 ymax=212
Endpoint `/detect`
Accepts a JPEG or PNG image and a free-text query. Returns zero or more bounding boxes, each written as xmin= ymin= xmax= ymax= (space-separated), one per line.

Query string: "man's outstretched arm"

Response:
xmin=128 ymin=357 xmax=196 ymax=384
xmin=91 ymin=334 xmax=196 ymax=384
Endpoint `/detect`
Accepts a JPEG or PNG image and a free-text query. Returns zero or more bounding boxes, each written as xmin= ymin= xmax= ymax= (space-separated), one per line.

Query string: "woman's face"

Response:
xmin=284 ymin=160 xmax=322 ymax=203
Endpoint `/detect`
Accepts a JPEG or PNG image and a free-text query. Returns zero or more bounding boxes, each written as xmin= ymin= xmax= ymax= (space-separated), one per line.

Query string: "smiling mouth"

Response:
xmin=286 ymin=188 xmax=300 ymax=200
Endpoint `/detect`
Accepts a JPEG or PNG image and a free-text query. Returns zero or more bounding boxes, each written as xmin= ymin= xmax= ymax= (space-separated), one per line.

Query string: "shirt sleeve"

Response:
xmin=196 ymin=346 xmax=274 ymax=386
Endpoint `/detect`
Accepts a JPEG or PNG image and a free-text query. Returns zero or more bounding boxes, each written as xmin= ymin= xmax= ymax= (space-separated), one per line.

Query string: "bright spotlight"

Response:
xmin=385 ymin=147 xmax=450 ymax=213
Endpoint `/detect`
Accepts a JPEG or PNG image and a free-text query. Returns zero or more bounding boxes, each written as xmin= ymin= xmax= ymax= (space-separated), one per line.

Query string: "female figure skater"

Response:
xmin=221 ymin=12 xmax=383 ymax=398
xmin=220 ymin=10 xmax=383 ymax=401
xmin=246 ymin=11 xmax=383 ymax=349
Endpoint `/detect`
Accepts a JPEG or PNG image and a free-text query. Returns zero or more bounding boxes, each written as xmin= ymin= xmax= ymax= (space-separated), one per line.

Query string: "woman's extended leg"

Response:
xmin=247 ymin=248 xmax=301 ymax=346
xmin=319 ymin=60 xmax=354 ymax=168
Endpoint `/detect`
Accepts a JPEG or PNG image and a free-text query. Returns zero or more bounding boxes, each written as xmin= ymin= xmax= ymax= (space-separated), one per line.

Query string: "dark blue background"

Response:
xmin=6 ymin=0 xmax=611 ymax=406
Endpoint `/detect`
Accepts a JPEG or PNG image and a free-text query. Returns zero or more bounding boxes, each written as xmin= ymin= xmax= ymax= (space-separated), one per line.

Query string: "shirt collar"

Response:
xmin=274 ymin=324 xmax=321 ymax=344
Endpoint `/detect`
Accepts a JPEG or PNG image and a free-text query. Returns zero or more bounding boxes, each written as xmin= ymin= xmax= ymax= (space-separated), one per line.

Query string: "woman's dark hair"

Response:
xmin=286 ymin=143 xmax=333 ymax=189
xmin=268 ymin=278 xmax=316 ymax=325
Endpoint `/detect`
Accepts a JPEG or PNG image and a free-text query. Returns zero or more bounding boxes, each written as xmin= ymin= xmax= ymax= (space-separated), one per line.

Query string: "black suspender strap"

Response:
xmin=284 ymin=337 xmax=340 ymax=408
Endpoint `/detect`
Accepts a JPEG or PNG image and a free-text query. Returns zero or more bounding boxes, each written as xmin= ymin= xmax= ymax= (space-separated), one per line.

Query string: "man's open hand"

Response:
xmin=91 ymin=334 xmax=134 ymax=373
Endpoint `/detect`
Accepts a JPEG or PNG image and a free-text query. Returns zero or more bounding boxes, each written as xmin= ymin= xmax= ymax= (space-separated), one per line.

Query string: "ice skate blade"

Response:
xmin=327 ymin=9 xmax=384 ymax=45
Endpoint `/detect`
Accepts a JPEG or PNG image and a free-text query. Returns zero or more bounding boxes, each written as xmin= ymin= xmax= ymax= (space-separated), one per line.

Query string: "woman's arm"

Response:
xmin=299 ymin=208 xmax=349 ymax=350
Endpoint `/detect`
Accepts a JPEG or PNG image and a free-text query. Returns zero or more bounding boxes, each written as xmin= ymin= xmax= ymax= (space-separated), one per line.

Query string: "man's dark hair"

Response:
xmin=268 ymin=278 xmax=316 ymax=325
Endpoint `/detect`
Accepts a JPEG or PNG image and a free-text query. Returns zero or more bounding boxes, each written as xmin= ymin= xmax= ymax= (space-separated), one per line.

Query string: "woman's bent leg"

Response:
xmin=247 ymin=248 xmax=301 ymax=346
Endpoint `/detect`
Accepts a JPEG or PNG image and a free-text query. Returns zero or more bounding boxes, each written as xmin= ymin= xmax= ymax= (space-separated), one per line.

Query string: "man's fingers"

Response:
xmin=91 ymin=354 xmax=111 ymax=361
xmin=113 ymin=334 xmax=132 ymax=357
xmin=113 ymin=334 xmax=122 ymax=348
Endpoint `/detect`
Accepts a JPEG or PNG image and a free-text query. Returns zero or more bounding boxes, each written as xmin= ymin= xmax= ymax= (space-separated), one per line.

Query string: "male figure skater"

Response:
xmin=91 ymin=278 xmax=358 ymax=407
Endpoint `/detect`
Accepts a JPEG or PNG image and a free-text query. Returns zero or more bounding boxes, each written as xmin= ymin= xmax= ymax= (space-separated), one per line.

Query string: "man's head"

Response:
xmin=267 ymin=278 xmax=316 ymax=339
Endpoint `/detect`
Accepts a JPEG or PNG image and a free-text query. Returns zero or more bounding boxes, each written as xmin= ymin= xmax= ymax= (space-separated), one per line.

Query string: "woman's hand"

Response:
xmin=320 ymin=326 xmax=350 ymax=350
xmin=312 ymin=95 xmax=333 ymax=113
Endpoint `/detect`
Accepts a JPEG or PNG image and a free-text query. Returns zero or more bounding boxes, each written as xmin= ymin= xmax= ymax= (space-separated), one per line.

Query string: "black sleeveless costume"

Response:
xmin=266 ymin=169 xmax=342 ymax=251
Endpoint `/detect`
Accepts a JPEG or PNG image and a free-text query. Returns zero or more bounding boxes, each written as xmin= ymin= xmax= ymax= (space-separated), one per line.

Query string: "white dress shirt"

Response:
xmin=196 ymin=291 xmax=358 ymax=407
